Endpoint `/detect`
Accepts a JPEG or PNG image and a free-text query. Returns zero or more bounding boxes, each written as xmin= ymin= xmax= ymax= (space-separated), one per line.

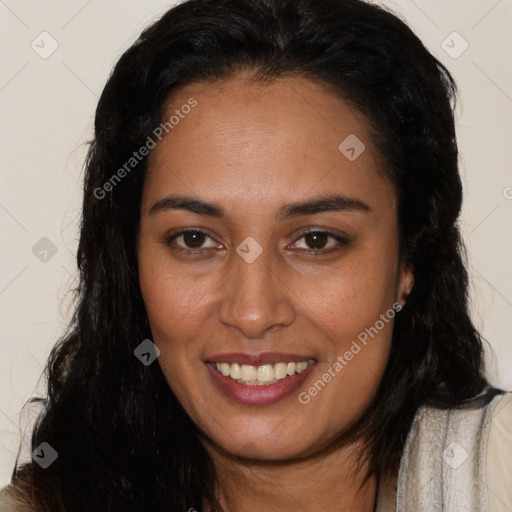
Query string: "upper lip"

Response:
xmin=205 ymin=352 xmax=316 ymax=366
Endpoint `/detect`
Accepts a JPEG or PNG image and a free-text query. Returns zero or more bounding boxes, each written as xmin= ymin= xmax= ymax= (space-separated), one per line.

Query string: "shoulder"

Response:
xmin=0 ymin=484 xmax=34 ymax=512
xmin=487 ymin=392 xmax=512 ymax=511
xmin=395 ymin=387 xmax=510 ymax=511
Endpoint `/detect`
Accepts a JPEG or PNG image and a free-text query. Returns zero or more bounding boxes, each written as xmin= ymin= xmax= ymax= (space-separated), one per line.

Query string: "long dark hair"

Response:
xmin=8 ymin=0 xmax=487 ymax=510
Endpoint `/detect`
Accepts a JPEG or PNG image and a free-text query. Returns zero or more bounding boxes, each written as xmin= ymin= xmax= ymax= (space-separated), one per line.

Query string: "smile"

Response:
xmin=213 ymin=360 xmax=314 ymax=385
xmin=205 ymin=354 xmax=318 ymax=405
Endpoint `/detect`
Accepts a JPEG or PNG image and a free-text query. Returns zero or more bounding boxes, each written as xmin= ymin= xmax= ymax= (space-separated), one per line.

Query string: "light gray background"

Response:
xmin=1 ymin=0 xmax=511 ymax=488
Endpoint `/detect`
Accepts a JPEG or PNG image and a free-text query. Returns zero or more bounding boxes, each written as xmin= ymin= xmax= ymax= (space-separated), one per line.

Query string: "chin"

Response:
xmin=200 ymin=415 xmax=326 ymax=462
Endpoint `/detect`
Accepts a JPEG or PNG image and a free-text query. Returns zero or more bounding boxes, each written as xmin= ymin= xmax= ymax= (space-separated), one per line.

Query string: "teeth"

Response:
xmin=296 ymin=361 xmax=308 ymax=373
xmin=241 ymin=364 xmax=258 ymax=381
xmin=257 ymin=364 xmax=274 ymax=382
xmin=230 ymin=363 xmax=241 ymax=380
xmin=213 ymin=360 xmax=314 ymax=384
xmin=274 ymin=362 xmax=287 ymax=379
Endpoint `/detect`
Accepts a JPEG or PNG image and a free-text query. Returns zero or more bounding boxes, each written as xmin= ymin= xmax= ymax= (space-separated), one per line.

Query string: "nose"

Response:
xmin=218 ymin=245 xmax=297 ymax=339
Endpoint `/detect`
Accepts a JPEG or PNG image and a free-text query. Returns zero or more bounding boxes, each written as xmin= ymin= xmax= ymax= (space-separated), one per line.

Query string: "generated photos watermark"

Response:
xmin=298 ymin=301 xmax=402 ymax=404
xmin=93 ymin=97 xmax=198 ymax=200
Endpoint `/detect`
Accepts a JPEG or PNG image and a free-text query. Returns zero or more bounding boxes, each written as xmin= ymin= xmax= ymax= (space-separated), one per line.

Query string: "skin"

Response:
xmin=137 ymin=71 xmax=414 ymax=511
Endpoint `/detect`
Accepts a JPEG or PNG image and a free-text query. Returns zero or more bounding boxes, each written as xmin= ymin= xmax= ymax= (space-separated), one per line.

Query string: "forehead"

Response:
xmin=143 ymin=72 xmax=394 ymax=216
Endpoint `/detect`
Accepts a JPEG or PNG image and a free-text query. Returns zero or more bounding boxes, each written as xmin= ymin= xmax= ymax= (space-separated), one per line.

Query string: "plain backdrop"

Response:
xmin=1 ymin=0 xmax=511 ymax=489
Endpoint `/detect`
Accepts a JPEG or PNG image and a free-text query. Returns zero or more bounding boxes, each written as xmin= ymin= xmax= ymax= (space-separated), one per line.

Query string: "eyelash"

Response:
xmin=165 ymin=228 xmax=350 ymax=256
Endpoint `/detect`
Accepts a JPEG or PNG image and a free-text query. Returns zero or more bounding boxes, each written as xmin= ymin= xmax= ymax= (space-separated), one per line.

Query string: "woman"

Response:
xmin=1 ymin=0 xmax=510 ymax=510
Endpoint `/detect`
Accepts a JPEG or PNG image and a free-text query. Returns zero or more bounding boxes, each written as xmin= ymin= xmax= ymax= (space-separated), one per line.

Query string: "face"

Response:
xmin=137 ymin=72 xmax=413 ymax=461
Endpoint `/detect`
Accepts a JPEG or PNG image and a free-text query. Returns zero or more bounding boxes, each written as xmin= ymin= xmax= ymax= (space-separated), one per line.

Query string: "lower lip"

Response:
xmin=206 ymin=362 xmax=317 ymax=405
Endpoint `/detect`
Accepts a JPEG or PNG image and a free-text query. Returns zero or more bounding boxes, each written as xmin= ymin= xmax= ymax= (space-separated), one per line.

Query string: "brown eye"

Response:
xmin=291 ymin=230 xmax=350 ymax=254
xmin=182 ymin=231 xmax=207 ymax=248
xmin=303 ymin=232 xmax=329 ymax=250
xmin=166 ymin=230 xmax=219 ymax=252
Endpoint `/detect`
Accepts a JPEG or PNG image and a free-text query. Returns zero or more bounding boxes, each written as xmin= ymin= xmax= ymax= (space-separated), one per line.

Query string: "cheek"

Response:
xmin=137 ymin=251 xmax=214 ymax=396
xmin=296 ymin=245 xmax=398 ymax=412
xmin=300 ymin=249 xmax=399 ymax=343
xmin=138 ymin=258 xmax=211 ymax=409
xmin=138 ymin=249 xmax=210 ymax=338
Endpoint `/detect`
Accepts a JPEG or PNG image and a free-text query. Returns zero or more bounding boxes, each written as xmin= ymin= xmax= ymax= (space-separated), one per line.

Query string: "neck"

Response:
xmin=202 ymin=438 xmax=377 ymax=512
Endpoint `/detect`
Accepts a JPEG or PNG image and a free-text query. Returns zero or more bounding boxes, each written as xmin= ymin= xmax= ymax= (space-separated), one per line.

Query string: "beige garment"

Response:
xmin=1 ymin=393 xmax=511 ymax=511
xmin=486 ymin=392 xmax=512 ymax=512
xmin=376 ymin=391 xmax=512 ymax=512
xmin=0 ymin=485 xmax=28 ymax=512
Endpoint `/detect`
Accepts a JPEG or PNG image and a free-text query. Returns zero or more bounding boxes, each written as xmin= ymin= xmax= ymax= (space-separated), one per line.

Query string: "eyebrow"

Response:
xmin=148 ymin=194 xmax=371 ymax=220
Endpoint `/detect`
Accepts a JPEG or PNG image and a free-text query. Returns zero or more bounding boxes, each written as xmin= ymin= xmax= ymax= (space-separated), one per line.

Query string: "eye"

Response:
xmin=290 ymin=230 xmax=350 ymax=254
xmin=166 ymin=229 xmax=221 ymax=253
xmin=166 ymin=228 xmax=350 ymax=256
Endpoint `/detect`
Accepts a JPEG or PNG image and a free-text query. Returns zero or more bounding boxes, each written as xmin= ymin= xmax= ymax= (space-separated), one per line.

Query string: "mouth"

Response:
xmin=205 ymin=352 xmax=317 ymax=405
xmin=211 ymin=359 xmax=315 ymax=385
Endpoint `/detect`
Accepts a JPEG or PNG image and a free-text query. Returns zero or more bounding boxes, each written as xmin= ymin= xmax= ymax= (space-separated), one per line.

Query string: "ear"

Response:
xmin=397 ymin=261 xmax=414 ymax=308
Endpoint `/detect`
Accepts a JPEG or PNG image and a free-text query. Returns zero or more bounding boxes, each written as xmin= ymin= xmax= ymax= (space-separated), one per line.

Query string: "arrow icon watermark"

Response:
xmin=236 ymin=236 xmax=263 ymax=263
xmin=134 ymin=339 xmax=160 ymax=366
xmin=31 ymin=237 xmax=58 ymax=263
xmin=31 ymin=442 xmax=58 ymax=469
xmin=338 ymin=134 xmax=366 ymax=161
